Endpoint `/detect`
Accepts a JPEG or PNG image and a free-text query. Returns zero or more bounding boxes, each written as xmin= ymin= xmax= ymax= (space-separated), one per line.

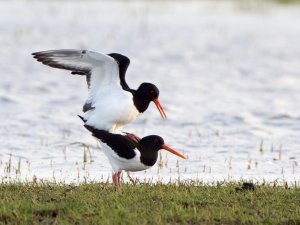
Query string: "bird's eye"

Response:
xmin=150 ymin=90 xmax=155 ymax=95
xmin=154 ymin=138 xmax=159 ymax=144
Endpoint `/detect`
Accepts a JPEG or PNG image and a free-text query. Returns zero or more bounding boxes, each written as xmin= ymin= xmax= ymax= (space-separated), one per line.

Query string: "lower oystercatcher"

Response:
xmin=32 ymin=50 xmax=167 ymax=137
xmin=84 ymin=124 xmax=186 ymax=189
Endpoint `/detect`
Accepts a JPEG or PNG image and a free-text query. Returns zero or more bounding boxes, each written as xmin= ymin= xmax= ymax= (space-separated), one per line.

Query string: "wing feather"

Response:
xmin=32 ymin=49 xmax=113 ymax=82
xmin=32 ymin=49 xmax=127 ymax=112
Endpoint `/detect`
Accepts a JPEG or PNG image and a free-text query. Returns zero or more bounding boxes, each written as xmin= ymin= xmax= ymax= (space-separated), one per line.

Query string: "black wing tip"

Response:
xmin=83 ymin=103 xmax=95 ymax=112
xmin=78 ymin=115 xmax=87 ymax=123
xmin=32 ymin=52 xmax=40 ymax=58
xmin=32 ymin=51 xmax=48 ymax=60
xmin=32 ymin=52 xmax=91 ymax=76
xmin=32 ymin=51 xmax=41 ymax=55
xmin=32 ymin=51 xmax=47 ymax=56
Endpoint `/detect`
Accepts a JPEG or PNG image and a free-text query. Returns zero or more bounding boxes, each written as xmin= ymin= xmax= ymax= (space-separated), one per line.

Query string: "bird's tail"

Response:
xmin=78 ymin=115 xmax=86 ymax=123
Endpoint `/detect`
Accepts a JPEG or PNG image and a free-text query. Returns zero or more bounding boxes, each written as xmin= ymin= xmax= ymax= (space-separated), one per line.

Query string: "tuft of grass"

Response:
xmin=5 ymin=154 xmax=12 ymax=174
xmin=0 ymin=182 xmax=299 ymax=224
xmin=83 ymin=147 xmax=87 ymax=163
xmin=259 ymin=140 xmax=264 ymax=153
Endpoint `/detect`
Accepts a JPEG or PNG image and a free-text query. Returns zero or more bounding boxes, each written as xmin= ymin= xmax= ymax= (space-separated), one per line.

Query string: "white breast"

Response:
xmin=101 ymin=143 xmax=151 ymax=173
xmin=83 ymin=87 xmax=140 ymax=133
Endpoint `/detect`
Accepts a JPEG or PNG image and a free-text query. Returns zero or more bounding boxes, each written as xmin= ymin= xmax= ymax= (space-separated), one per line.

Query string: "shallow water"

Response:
xmin=0 ymin=1 xmax=299 ymax=184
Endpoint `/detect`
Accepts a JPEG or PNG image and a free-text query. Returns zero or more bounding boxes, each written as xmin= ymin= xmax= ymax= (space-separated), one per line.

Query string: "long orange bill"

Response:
xmin=153 ymin=98 xmax=167 ymax=120
xmin=162 ymin=144 xmax=187 ymax=159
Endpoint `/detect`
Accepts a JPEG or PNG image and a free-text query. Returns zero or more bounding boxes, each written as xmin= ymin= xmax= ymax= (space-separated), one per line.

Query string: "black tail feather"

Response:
xmin=78 ymin=115 xmax=86 ymax=123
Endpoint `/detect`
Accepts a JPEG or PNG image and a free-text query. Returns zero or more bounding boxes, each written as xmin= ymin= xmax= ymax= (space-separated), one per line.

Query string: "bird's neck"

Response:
xmin=130 ymin=90 xmax=151 ymax=113
xmin=138 ymin=146 xmax=158 ymax=166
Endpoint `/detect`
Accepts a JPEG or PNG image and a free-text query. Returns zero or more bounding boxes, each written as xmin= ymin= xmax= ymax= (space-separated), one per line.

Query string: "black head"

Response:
xmin=138 ymin=135 xmax=186 ymax=166
xmin=138 ymin=135 xmax=164 ymax=166
xmin=134 ymin=83 xmax=167 ymax=119
xmin=136 ymin=83 xmax=159 ymax=102
xmin=139 ymin=135 xmax=165 ymax=152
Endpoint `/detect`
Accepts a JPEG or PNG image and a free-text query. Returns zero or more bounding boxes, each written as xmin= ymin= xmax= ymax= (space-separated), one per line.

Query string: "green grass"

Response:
xmin=271 ymin=0 xmax=300 ymax=3
xmin=0 ymin=182 xmax=299 ymax=225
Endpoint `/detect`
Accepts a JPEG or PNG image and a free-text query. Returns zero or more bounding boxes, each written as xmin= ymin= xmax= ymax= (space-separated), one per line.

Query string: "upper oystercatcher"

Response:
xmin=84 ymin=124 xmax=186 ymax=188
xmin=32 ymin=50 xmax=167 ymax=134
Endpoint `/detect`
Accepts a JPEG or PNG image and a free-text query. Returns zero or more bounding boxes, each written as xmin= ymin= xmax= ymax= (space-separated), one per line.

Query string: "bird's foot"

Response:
xmin=125 ymin=133 xmax=141 ymax=143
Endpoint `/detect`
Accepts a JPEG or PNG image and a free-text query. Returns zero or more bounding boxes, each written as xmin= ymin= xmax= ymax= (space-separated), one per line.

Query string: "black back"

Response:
xmin=84 ymin=124 xmax=136 ymax=159
xmin=83 ymin=124 xmax=164 ymax=167
xmin=108 ymin=53 xmax=131 ymax=91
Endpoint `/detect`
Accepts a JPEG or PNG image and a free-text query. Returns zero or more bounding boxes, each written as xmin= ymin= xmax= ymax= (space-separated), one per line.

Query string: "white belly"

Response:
xmin=101 ymin=143 xmax=151 ymax=173
xmin=83 ymin=87 xmax=140 ymax=133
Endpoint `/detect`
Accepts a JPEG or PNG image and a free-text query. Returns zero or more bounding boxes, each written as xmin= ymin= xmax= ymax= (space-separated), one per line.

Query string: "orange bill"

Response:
xmin=153 ymin=98 xmax=167 ymax=120
xmin=162 ymin=144 xmax=187 ymax=159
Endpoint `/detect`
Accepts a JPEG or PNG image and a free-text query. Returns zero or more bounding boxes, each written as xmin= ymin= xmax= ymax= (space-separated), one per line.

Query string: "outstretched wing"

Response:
xmin=32 ymin=49 xmax=131 ymax=112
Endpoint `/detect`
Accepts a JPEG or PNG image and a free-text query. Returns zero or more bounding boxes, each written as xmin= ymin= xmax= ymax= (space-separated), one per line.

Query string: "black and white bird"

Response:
xmin=32 ymin=49 xmax=167 ymax=135
xmin=84 ymin=124 xmax=186 ymax=188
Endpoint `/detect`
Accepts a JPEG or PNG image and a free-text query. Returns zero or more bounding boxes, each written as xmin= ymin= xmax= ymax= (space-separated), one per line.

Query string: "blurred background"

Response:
xmin=0 ymin=0 xmax=299 ymax=184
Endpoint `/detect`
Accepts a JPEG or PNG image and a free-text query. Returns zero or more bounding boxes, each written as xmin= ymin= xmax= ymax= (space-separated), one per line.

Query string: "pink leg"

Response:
xmin=125 ymin=133 xmax=141 ymax=143
xmin=112 ymin=172 xmax=122 ymax=190
xmin=117 ymin=172 xmax=122 ymax=187
xmin=112 ymin=173 xmax=118 ymax=187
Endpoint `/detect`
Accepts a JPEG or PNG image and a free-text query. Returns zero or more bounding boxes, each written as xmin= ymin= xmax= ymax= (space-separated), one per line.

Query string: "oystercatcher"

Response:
xmin=32 ymin=50 xmax=167 ymax=134
xmin=83 ymin=124 xmax=186 ymax=189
